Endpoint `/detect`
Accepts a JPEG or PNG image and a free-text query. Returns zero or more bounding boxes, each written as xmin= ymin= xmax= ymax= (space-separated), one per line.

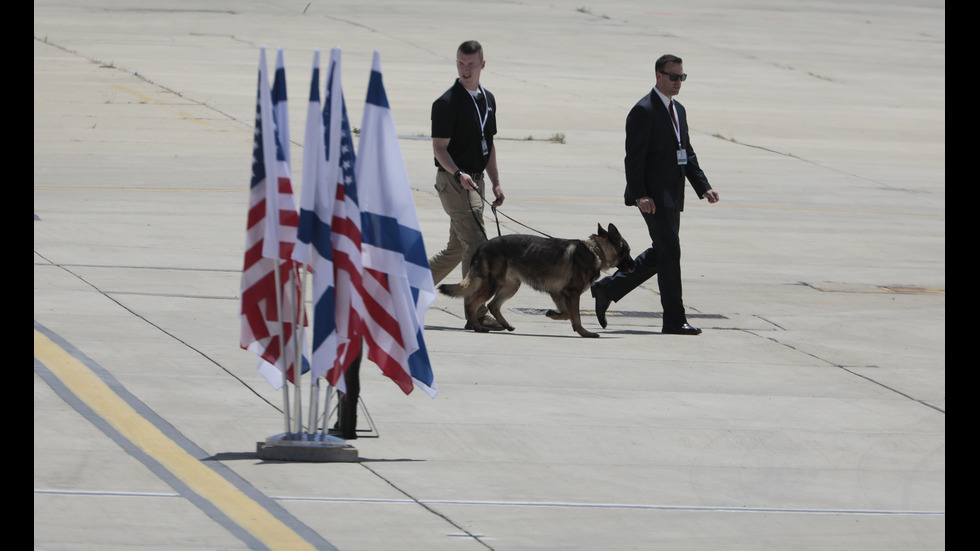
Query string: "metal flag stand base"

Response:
xmin=256 ymin=432 xmax=358 ymax=462
xmin=256 ymin=384 xmax=381 ymax=462
xmin=256 ymin=381 xmax=359 ymax=462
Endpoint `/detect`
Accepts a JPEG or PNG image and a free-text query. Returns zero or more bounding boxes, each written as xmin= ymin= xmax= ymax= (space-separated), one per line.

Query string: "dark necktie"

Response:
xmin=668 ymin=99 xmax=679 ymax=133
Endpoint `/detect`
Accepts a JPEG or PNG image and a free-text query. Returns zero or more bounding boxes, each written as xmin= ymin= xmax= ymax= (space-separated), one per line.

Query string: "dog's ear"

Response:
xmin=596 ymin=223 xmax=607 ymax=237
xmin=607 ymin=223 xmax=621 ymax=240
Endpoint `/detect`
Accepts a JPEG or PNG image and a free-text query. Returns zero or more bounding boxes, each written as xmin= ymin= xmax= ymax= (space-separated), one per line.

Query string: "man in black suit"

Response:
xmin=592 ymin=54 xmax=719 ymax=335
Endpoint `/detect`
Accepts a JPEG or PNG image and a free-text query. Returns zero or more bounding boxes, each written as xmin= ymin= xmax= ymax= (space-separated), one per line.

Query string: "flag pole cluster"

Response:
xmin=243 ymin=46 xmax=437 ymax=413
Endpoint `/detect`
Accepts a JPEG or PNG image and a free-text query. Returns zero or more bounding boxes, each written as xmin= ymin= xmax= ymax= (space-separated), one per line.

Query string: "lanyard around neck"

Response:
xmin=468 ymin=85 xmax=489 ymax=136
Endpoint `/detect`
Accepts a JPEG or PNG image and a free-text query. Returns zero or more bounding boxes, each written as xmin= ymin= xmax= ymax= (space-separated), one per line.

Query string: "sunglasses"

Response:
xmin=660 ymin=71 xmax=687 ymax=82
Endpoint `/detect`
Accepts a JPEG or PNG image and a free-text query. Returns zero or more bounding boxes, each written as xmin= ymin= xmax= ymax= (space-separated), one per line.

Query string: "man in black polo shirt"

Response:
xmin=429 ymin=40 xmax=506 ymax=329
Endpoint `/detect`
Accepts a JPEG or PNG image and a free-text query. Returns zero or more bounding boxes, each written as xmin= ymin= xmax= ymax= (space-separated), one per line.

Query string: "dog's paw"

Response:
xmin=464 ymin=320 xmax=490 ymax=333
xmin=545 ymin=309 xmax=569 ymax=320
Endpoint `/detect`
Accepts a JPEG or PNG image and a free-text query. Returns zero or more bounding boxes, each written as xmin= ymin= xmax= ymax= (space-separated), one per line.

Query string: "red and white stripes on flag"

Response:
xmin=240 ymin=47 xmax=305 ymax=388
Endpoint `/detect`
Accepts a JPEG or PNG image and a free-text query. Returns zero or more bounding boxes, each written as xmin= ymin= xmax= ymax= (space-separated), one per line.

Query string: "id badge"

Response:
xmin=676 ymin=149 xmax=688 ymax=165
xmin=481 ymin=139 xmax=489 ymax=156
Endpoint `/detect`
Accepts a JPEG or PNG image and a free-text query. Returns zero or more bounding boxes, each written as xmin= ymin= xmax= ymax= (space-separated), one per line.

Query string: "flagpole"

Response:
xmin=290 ymin=265 xmax=303 ymax=435
xmin=287 ymin=267 xmax=303 ymax=437
xmin=272 ymin=260 xmax=292 ymax=434
xmin=301 ymin=266 xmax=320 ymax=434
xmin=323 ymin=384 xmax=334 ymax=434
xmin=307 ymin=376 xmax=320 ymax=434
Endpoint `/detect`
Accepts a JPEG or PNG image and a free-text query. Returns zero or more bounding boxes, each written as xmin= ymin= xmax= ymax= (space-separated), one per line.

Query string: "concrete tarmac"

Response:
xmin=35 ymin=1 xmax=944 ymax=550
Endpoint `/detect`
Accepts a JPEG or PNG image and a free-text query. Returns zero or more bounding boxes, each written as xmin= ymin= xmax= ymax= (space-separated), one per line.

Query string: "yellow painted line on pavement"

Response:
xmin=33 ymin=329 xmax=315 ymax=551
xmin=177 ymin=111 xmax=212 ymax=125
xmin=107 ymin=84 xmax=211 ymax=126
xmin=879 ymin=285 xmax=945 ymax=294
xmin=110 ymin=83 xmax=162 ymax=104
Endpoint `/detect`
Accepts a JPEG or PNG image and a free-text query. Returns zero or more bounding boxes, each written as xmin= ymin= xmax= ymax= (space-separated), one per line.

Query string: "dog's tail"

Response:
xmin=438 ymin=282 xmax=468 ymax=297
xmin=439 ymin=253 xmax=492 ymax=298
xmin=438 ymin=272 xmax=485 ymax=298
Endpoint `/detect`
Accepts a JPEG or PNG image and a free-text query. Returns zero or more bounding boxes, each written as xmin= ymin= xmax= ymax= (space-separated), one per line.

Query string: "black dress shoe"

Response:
xmin=591 ymin=285 xmax=611 ymax=329
xmin=662 ymin=323 xmax=702 ymax=335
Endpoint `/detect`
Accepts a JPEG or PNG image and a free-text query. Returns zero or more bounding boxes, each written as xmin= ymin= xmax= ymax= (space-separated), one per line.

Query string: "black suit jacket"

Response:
xmin=623 ymin=90 xmax=711 ymax=212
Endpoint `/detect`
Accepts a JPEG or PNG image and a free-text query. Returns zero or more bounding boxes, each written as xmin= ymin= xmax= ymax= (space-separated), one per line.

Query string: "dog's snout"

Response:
xmin=620 ymin=255 xmax=636 ymax=273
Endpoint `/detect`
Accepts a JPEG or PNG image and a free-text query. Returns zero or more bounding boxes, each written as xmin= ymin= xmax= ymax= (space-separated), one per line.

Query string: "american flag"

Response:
xmin=323 ymin=48 xmax=366 ymax=390
xmin=240 ymin=47 xmax=305 ymax=387
xmin=357 ymin=51 xmax=437 ymax=396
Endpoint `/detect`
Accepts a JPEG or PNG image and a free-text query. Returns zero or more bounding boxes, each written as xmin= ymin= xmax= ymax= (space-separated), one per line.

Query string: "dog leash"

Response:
xmin=479 ymin=195 xmax=554 ymax=239
xmin=468 ymin=201 xmax=490 ymax=241
xmin=457 ymin=178 xmax=555 ymax=239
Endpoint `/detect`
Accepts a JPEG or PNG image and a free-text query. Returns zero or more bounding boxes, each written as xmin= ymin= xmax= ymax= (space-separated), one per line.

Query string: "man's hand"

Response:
xmin=704 ymin=189 xmax=720 ymax=203
xmin=491 ymin=183 xmax=504 ymax=207
xmin=459 ymin=172 xmax=479 ymax=192
xmin=637 ymin=196 xmax=655 ymax=214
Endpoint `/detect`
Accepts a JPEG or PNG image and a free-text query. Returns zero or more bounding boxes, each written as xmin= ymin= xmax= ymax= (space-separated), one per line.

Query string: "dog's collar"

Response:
xmin=587 ymin=239 xmax=605 ymax=267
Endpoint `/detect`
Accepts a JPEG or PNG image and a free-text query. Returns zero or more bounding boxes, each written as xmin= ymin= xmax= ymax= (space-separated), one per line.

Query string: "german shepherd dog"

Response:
xmin=439 ymin=224 xmax=634 ymax=338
